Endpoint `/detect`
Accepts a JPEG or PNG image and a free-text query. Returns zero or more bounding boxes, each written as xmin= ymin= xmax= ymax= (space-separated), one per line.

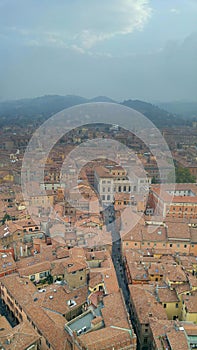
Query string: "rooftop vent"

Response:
xmin=67 ymin=299 xmax=76 ymax=307
xmin=77 ymin=329 xmax=82 ymax=336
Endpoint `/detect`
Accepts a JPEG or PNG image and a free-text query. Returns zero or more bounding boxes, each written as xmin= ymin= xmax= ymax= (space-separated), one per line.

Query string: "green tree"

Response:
xmin=1 ymin=213 xmax=11 ymax=225
xmin=151 ymin=176 xmax=158 ymax=184
xmin=167 ymin=166 xmax=196 ymax=183
xmin=175 ymin=167 xmax=195 ymax=183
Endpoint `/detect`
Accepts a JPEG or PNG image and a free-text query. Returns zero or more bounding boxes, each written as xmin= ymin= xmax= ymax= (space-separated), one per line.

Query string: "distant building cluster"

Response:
xmin=0 ymin=123 xmax=196 ymax=349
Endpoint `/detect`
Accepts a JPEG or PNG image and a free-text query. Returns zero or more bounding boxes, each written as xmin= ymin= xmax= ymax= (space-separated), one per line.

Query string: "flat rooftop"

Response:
xmin=66 ymin=303 xmax=104 ymax=335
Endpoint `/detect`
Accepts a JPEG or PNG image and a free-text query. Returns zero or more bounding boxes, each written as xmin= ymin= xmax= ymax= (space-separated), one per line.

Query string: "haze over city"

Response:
xmin=0 ymin=0 xmax=197 ymax=102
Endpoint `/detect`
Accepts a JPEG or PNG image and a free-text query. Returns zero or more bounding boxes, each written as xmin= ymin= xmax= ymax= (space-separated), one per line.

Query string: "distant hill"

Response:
xmin=122 ymin=99 xmax=182 ymax=128
xmin=157 ymin=101 xmax=197 ymax=119
xmin=0 ymin=95 xmax=88 ymax=118
xmin=89 ymin=96 xmax=116 ymax=103
xmin=0 ymin=94 xmax=184 ymax=128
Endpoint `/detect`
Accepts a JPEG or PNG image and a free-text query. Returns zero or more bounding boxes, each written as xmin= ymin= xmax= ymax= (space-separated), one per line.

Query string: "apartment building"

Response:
xmin=122 ymin=217 xmax=197 ymax=256
xmin=0 ymin=275 xmax=73 ymax=350
xmin=74 ymin=290 xmax=137 ymax=350
xmin=0 ymin=316 xmax=40 ymax=350
xmin=94 ymin=164 xmax=150 ymax=208
xmin=150 ymin=319 xmax=190 ymax=350
xmin=148 ymin=183 xmax=197 ymax=219
xmin=129 ymin=285 xmax=167 ymax=350
xmin=182 ymin=293 xmax=197 ymax=323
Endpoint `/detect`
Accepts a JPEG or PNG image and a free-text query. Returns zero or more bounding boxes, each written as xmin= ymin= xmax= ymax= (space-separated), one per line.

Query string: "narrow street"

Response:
xmin=103 ymin=206 xmax=130 ymax=311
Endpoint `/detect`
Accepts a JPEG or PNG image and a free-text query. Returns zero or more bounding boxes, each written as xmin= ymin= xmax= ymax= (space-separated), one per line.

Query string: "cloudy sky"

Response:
xmin=0 ymin=0 xmax=197 ymax=101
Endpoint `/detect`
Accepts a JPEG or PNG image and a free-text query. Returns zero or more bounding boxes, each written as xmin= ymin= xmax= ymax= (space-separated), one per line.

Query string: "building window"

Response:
xmin=107 ymin=195 xmax=110 ymax=201
xmin=170 ymin=244 xmax=173 ymax=247
xmin=163 ymin=303 xmax=167 ymax=308
xmin=184 ymin=244 xmax=187 ymax=248
xmin=39 ymin=272 xmax=47 ymax=278
xmin=176 ymin=303 xmax=179 ymax=308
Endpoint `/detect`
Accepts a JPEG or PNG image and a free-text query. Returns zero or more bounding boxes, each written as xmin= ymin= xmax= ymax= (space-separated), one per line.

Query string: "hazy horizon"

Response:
xmin=1 ymin=94 xmax=197 ymax=105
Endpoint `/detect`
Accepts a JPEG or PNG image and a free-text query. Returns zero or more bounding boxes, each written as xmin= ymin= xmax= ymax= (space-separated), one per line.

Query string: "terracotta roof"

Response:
xmin=129 ymin=285 xmax=167 ymax=324
xmin=164 ymin=264 xmax=187 ymax=284
xmin=166 ymin=328 xmax=190 ymax=350
xmin=166 ymin=220 xmax=191 ymax=240
xmin=127 ymin=261 xmax=150 ymax=282
xmin=175 ymin=282 xmax=191 ymax=295
xmin=150 ymin=319 xmax=190 ymax=350
xmin=148 ymin=262 xmax=164 ymax=276
xmin=0 ymin=275 xmax=71 ymax=350
xmin=0 ymin=319 xmax=40 ymax=350
xmin=51 ymin=260 xmax=65 ymax=276
xmin=89 ymin=272 xmax=103 ymax=289
xmin=18 ymin=261 xmax=51 ymax=277
xmin=157 ymin=287 xmax=179 ymax=303
xmin=102 ymin=291 xmax=131 ymax=329
xmin=0 ymin=252 xmax=16 ymax=275
xmin=78 ymin=326 xmax=134 ymax=350
xmin=183 ymin=293 xmax=197 ymax=313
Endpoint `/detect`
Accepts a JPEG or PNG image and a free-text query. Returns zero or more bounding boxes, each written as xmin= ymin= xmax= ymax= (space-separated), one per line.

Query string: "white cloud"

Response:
xmin=170 ymin=8 xmax=180 ymax=14
xmin=72 ymin=0 xmax=152 ymax=49
xmin=1 ymin=0 xmax=152 ymax=53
